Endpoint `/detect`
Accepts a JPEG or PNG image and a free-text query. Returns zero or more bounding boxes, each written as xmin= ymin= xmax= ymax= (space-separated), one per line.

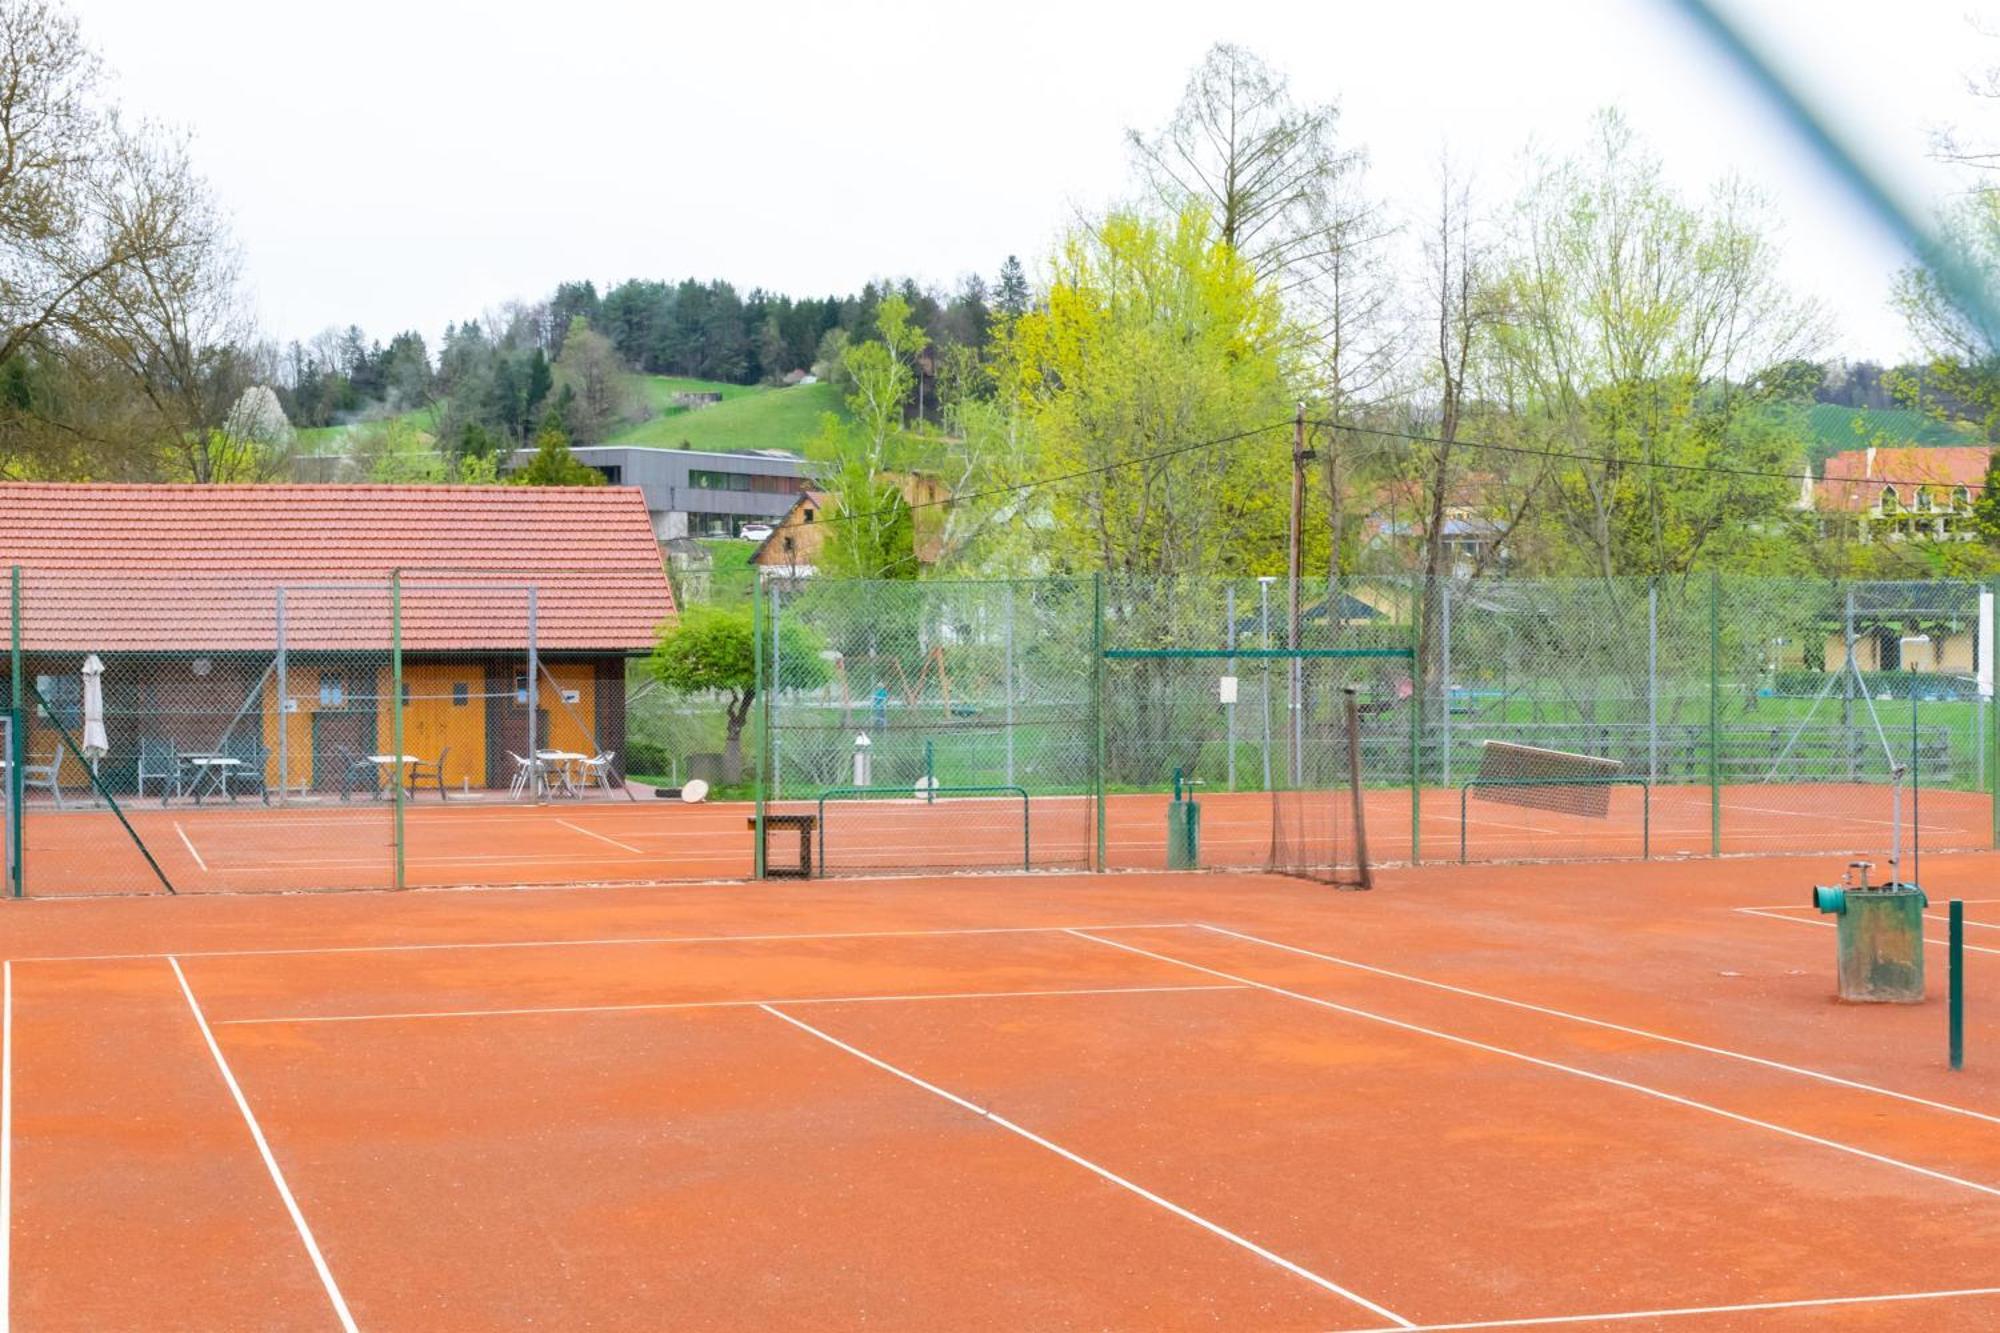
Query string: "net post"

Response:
xmin=1092 ymin=571 xmax=1106 ymax=873
xmin=391 ymin=569 xmax=406 ymax=891
xmin=275 ymin=588 xmax=289 ymax=805
xmin=1709 ymin=570 xmax=1721 ymax=856
xmin=8 ymin=565 xmax=22 ymax=898
xmin=1642 ymin=781 xmax=1651 ymax=860
xmin=752 ymin=574 xmax=767 ymax=880
xmin=1408 ymin=640 xmax=1421 ymax=866
xmin=1950 ymin=898 xmax=1965 ymax=1070
xmin=1459 ymin=782 xmax=1468 ymax=864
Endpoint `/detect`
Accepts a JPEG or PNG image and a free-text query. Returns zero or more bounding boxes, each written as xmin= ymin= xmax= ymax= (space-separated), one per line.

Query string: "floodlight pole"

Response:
xmin=1288 ymin=404 xmax=1311 ymax=787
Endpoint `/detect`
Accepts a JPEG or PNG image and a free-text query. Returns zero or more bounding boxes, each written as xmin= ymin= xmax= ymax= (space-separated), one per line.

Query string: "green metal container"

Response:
xmin=1823 ymin=886 xmax=1927 ymax=1003
xmin=1166 ymin=799 xmax=1201 ymax=870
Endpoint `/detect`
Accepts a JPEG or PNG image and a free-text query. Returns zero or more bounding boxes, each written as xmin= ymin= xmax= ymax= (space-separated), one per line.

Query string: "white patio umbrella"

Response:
xmin=81 ymin=654 xmax=108 ymax=804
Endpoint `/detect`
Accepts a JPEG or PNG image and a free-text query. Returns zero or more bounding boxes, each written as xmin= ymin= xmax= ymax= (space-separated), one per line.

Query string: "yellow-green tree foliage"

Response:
xmin=997 ymin=206 xmax=1290 ymax=574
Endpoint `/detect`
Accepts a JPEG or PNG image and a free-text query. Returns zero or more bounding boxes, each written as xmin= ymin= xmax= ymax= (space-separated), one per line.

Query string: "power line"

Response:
xmin=1310 ymin=417 xmax=1999 ymax=500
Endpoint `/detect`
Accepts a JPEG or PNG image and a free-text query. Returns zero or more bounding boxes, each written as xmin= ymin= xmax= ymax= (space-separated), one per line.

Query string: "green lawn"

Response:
xmin=296 ymin=404 xmax=441 ymax=453
xmin=608 ymin=377 xmax=843 ymax=454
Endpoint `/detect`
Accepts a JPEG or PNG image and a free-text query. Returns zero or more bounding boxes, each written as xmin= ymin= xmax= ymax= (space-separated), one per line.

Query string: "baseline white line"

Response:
xmin=554 ymin=818 xmax=644 ymax=855
xmin=2 ymin=961 xmax=11 ymax=1333
xmin=1739 ymin=906 xmax=2000 ymax=957
xmin=1345 ymin=1283 xmax=2000 ymax=1331
xmin=1929 ymin=912 xmax=2000 ymax=931
xmin=172 ymin=822 xmax=209 ymax=874
xmin=168 ymin=958 xmax=356 ymax=1333
xmin=216 ymin=983 xmax=1249 ymax=1027
xmin=1718 ymin=799 xmax=1959 ymax=834
xmin=1193 ymin=925 xmax=2000 ymax=1129
xmin=1065 ymin=932 xmax=2000 ymax=1202
xmin=758 ymin=1003 xmax=1412 ymax=1327
xmin=19 ymin=921 xmax=1195 ymax=966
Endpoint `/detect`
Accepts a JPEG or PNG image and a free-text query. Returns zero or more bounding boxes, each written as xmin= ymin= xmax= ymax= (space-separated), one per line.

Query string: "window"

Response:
xmin=690 ymin=513 xmax=734 ymax=537
xmin=453 ymin=683 xmax=469 ymax=707
xmin=689 ymin=469 xmax=752 ymax=492
xmin=803 ymin=508 xmax=815 ymax=523
xmin=1917 ymin=487 xmax=1934 ymax=512
xmin=1956 ymin=486 xmax=1971 ymax=510
xmin=319 ymin=675 xmax=346 ymax=707
xmin=1879 ymin=486 xmax=1899 ymax=515
xmin=595 ymin=465 xmax=622 ymax=485
xmin=750 ymin=472 xmax=806 ymax=495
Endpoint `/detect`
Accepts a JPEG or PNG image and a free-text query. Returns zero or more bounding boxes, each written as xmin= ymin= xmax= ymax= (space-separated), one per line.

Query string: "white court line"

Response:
xmin=172 ymin=822 xmax=209 ymax=874
xmin=1066 ymin=932 xmax=2000 ymax=1202
xmin=169 ymin=958 xmax=356 ymax=1333
xmin=1738 ymin=906 xmax=2000 ymax=957
xmin=217 ymin=982 xmax=1248 ymax=1027
xmin=1344 ymin=1283 xmax=2000 ymax=1331
xmin=2 ymin=961 xmax=11 ymax=1333
xmin=1718 ymin=799 xmax=1960 ymax=834
xmin=1194 ymin=925 xmax=2000 ymax=1129
xmin=759 ymin=1003 xmax=1412 ymax=1327
xmin=554 ymin=819 xmax=644 ymax=855
xmin=1929 ymin=912 xmax=2000 ymax=931
xmin=16 ymin=921 xmax=1195 ymax=966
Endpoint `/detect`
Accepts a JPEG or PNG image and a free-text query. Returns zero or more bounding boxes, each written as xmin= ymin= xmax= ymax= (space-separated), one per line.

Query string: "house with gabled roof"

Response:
xmin=1812 ymin=445 xmax=1992 ymax=543
xmin=3 ymin=483 xmax=675 ymax=799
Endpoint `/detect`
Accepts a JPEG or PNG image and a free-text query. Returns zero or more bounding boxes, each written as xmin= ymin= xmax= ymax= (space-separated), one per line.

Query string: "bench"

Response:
xmin=748 ymin=813 xmax=817 ymax=878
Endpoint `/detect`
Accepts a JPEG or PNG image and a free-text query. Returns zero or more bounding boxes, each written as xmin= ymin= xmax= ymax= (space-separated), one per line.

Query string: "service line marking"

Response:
xmin=1194 ymin=924 xmax=2000 ymax=1129
xmin=17 ymin=921 xmax=1196 ymax=966
xmin=169 ymin=958 xmax=356 ymax=1332
xmin=217 ymin=982 xmax=1248 ymax=1027
xmin=172 ymin=822 xmax=209 ymax=874
xmin=1066 ymin=932 xmax=2000 ymax=1202
xmin=760 ymin=1003 xmax=1412 ymax=1327
xmin=554 ymin=819 xmax=644 ymax=855
xmin=1345 ymin=1283 xmax=2000 ymax=1330
xmin=1739 ymin=906 xmax=2000 ymax=957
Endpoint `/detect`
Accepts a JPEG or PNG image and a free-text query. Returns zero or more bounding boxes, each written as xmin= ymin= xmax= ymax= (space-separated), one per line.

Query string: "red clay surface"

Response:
xmin=13 ymin=781 xmax=1993 ymax=895
xmin=5 ymin=853 xmax=2000 ymax=1329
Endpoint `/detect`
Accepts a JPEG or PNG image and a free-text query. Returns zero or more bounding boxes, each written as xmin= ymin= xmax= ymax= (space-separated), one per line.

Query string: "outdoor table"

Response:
xmin=367 ymin=755 xmax=422 ymax=799
xmin=180 ymin=754 xmax=242 ymax=806
xmin=534 ymin=751 xmax=588 ymax=798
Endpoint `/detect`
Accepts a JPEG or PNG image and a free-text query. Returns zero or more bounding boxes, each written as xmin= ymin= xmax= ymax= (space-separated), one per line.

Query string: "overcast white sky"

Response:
xmin=72 ymin=0 xmax=1996 ymax=362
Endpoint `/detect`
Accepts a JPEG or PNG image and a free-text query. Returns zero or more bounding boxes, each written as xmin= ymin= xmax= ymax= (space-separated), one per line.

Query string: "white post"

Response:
xmin=1226 ymin=584 xmax=1237 ymax=791
xmin=770 ymin=583 xmax=782 ymax=801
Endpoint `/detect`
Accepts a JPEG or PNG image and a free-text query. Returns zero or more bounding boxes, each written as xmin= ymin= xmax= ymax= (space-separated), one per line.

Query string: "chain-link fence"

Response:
xmin=6 ymin=569 xmax=638 ymax=896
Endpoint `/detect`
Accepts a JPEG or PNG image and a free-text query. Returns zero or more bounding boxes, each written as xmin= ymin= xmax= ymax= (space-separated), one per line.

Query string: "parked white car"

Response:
xmin=738 ymin=522 xmax=774 ymax=542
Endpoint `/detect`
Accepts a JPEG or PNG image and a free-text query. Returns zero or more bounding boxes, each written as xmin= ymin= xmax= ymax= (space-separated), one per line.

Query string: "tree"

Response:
xmin=506 ymin=419 xmax=604 ymax=487
xmin=1496 ymin=112 xmax=1823 ymax=577
xmin=997 ymin=205 xmax=1289 ymax=574
xmin=810 ymin=293 xmax=930 ymax=578
xmin=1974 ymin=452 xmax=2000 ymax=547
xmin=993 ymin=256 xmax=1030 ymax=325
xmin=551 ymin=315 xmax=631 ymax=444
xmin=648 ymin=605 xmax=826 ymax=781
xmin=1128 ymin=44 xmax=1364 ymax=286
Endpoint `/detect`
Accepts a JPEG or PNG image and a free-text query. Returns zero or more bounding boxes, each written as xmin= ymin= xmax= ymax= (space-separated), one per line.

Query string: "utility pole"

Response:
xmin=1287 ymin=403 xmax=1315 ymax=786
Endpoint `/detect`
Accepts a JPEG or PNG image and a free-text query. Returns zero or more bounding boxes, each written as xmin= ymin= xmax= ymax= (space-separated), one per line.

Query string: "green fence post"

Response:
xmin=390 ymin=569 xmax=406 ymax=891
xmin=9 ymin=565 xmax=22 ymax=898
xmin=1709 ymin=570 xmax=1721 ymax=857
xmin=1093 ymin=572 xmax=1106 ymax=873
xmin=752 ymin=574 xmax=767 ymax=880
xmin=1991 ymin=580 xmax=1999 ymax=850
xmin=1950 ymin=898 xmax=1965 ymax=1070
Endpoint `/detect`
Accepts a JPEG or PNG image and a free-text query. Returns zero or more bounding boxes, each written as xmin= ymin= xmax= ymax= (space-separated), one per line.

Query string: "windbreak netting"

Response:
xmin=764 ymin=578 xmax=1096 ymax=875
xmin=1267 ymin=664 xmax=1397 ymax=887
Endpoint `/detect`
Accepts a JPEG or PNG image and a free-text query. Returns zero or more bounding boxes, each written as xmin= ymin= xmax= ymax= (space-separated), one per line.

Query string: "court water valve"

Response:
xmin=852 ymin=733 xmax=872 ymax=788
xmin=1811 ymin=861 xmax=1927 ymax=1003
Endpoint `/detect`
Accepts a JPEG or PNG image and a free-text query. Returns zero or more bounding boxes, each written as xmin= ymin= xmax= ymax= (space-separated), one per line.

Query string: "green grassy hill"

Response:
xmin=607 ymin=376 xmax=843 ymax=454
xmin=1799 ymin=404 xmax=1983 ymax=475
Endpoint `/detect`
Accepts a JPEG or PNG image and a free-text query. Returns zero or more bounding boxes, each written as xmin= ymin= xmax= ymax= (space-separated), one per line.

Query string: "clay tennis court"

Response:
xmin=5 ymin=851 xmax=1998 ymax=1330
xmin=12 ymin=781 xmax=1992 ymax=894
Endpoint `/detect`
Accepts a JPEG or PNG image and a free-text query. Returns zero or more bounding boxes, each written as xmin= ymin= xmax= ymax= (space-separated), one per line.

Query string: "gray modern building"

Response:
xmin=514 ymin=445 xmax=814 ymax=541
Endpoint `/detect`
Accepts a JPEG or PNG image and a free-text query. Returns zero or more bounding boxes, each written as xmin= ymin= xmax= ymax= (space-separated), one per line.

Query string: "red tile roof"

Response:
xmin=1 ymin=484 xmax=675 ymax=653
xmin=1815 ymin=446 xmax=1992 ymax=512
